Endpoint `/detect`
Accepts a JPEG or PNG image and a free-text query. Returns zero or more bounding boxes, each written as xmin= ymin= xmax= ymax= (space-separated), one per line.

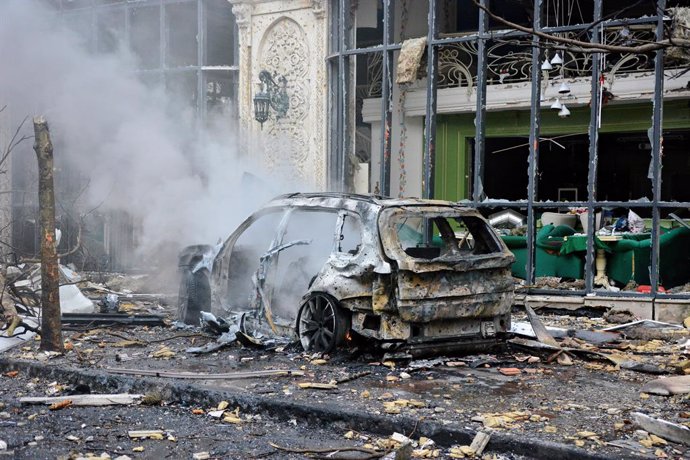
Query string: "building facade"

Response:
xmin=6 ymin=1 xmax=690 ymax=315
xmin=321 ymin=0 xmax=690 ymax=314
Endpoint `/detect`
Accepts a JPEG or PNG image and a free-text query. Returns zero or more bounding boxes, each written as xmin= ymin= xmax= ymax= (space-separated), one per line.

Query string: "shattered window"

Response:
xmin=337 ymin=213 xmax=362 ymax=255
xmin=165 ymin=2 xmax=198 ymax=67
xmin=393 ymin=213 xmax=502 ymax=260
xmin=129 ymin=5 xmax=161 ymax=69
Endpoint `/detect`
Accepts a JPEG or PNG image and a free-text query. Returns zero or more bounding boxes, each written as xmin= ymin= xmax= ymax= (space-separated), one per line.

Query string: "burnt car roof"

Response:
xmin=267 ymin=192 xmax=479 ymax=213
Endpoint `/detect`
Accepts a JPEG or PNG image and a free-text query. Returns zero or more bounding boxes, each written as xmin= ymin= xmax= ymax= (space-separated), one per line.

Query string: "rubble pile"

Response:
xmin=2 ymin=264 xmax=690 ymax=458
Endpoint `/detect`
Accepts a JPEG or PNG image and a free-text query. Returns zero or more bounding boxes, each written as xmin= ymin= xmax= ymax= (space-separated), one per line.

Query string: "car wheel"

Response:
xmin=298 ymin=293 xmax=350 ymax=353
xmin=179 ymin=269 xmax=211 ymax=325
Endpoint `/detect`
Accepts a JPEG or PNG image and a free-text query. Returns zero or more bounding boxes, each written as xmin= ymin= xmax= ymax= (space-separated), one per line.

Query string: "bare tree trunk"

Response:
xmin=33 ymin=116 xmax=63 ymax=352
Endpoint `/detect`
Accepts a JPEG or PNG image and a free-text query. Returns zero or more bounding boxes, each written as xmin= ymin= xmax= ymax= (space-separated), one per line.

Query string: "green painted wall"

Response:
xmin=435 ymin=100 xmax=690 ymax=201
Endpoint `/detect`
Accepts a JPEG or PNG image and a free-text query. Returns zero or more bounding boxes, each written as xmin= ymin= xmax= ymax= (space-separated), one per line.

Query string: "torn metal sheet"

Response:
xmin=510 ymin=321 xmax=621 ymax=345
xmin=602 ymin=320 xmax=683 ymax=332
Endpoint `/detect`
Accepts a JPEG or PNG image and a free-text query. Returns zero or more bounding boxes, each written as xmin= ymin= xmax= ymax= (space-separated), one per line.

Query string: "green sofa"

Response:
xmin=607 ymin=226 xmax=690 ymax=288
xmin=501 ymin=224 xmax=585 ymax=280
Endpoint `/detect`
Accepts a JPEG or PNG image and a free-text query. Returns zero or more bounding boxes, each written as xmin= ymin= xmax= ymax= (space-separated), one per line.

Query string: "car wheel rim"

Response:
xmin=299 ymin=295 xmax=337 ymax=352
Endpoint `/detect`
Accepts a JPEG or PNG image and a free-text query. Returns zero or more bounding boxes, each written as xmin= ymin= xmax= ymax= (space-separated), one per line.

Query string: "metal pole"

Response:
xmin=160 ymin=0 xmax=166 ymax=71
xmin=584 ymin=0 xmax=602 ymax=294
xmin=650 ymin=0 xmax=666 ymax=304
xmin=422 ymin=0 xmax=437 ymax=201
xmin=472 ymin=0 xmax=489 ymax=205
xmin=338 ymin=0 xmax=350 ymax=192
xmin=526 ymin=0 xmax=542 ymax=287
xmin=197 ymin=0 xmax=205 ymax=119
xmin=379 ymin=0 xmax=393 ymax=197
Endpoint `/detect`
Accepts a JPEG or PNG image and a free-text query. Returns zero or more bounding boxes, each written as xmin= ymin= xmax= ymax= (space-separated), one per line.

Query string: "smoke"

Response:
xmin=0 ymin=0 xmax=310 ymax=268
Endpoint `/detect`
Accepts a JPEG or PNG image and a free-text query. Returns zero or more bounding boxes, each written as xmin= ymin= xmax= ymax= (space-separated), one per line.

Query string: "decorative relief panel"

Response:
xmin=231 ymin=3 xmax=253 ymax=30
xmin=258 ymin=18 xmax=312 ymax=181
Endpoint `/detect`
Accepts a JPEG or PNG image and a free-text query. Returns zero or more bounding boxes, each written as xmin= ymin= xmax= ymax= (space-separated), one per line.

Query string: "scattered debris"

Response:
xmin=48 ymin=399 xmax=72 ymax=411
xmin=128 ymin=430 xmax=167 ymax=440
xmin=99 ymin=294 xmax=120 ymax=313
xmin=335 ymin=371 xmax=371 ymax=385
xmin=602 ymin=320 xmax=684 ymax=332
xmin=151 ymin=346 xmax=176 ymax=359
xmin=469 ymin=431 xmax=491 ymax=456
xmin=632 ymin=412 xmax=690 ymax=446
xmin=498 ymin=367 xmax=521 ymax=376
xmin=297 ymin=382 xmax=338 ymax=390
xmin=641 ymin=376 xmax=690 ymax=395
xmin=525 ymin=305 xmax=561 ymax=348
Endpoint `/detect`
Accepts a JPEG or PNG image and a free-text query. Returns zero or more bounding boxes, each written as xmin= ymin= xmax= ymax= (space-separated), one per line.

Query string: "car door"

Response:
xmin=212 ymin=208 xmax=286 ymax=313
xmin=267 ymin=208 xmax=339 ymax=325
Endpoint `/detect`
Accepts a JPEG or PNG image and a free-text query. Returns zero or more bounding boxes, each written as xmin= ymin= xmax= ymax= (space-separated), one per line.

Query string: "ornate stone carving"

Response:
xmin=259 ymin=18 xmax=312 ymax=180
xmin=230 ymin=2 xmax=252 ymax=30
xmin=311 ymin=0 xmax=326 ymax=19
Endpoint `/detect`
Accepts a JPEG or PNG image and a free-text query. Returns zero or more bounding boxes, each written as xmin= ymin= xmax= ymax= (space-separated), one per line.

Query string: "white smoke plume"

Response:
xmin=0 ymin=0 xmax=310 ymax=267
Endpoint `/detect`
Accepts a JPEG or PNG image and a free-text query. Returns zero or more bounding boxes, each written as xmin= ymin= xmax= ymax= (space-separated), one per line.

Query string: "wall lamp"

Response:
xmin=253 ymin=70 xmax=289 ymax=129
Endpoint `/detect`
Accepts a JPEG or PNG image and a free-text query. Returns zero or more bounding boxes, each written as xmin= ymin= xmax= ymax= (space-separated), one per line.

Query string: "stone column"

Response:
xmin=229 ymin=0 xmax=254 ymax=154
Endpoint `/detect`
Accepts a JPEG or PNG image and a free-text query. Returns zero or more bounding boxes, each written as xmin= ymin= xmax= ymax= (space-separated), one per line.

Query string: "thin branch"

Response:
xmin=58 ymin=220 xmax=82 ymax=258
xmin=575 ymin=0 xmax=649 ymax=40
xmin=0 ymin=116 xmax=30 ymax=169
xmin=473 ymin=0 xmax=690 ymax=54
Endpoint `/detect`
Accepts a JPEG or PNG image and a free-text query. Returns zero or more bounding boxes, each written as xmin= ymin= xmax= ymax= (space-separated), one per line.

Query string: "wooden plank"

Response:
xmin=20 ymin=394 xmax=143 ymax=406
xmin=469 ymin=431 xmax=491 ymax=456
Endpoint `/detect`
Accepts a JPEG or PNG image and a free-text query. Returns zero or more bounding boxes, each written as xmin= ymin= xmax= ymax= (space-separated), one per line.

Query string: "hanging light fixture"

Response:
xmin=550 ymin=52 xmax=563 ymax=66
xmin=551 ymin=98 xmax=563 ymax=110
xmin=558 ymin=104 xmax=571 ymax=118
xmin=541 ymin=59 xmax=553 ymax=71
xmin=253 ymin=70 xmax=290 ymax=129
xmin=558 ymin=81 xmax=571 ymax=94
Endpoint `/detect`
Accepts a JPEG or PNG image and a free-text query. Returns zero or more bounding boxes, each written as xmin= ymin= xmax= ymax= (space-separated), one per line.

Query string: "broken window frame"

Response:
xmin=48 ymin=0 xmax=239 ymax=122
xmin=328 ymin=0 xmax=690 ymax=301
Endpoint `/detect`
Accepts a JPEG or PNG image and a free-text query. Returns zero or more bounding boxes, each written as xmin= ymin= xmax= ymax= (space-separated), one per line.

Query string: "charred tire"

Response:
xmin=179 ymin=269 xmax=211 ymax=325
xmin=297 ymin=293 xmax=350 ymax=353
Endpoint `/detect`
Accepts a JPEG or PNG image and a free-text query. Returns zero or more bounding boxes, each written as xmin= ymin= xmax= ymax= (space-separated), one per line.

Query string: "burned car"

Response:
xmin=180 ymin=193 xmax=515 ymax=355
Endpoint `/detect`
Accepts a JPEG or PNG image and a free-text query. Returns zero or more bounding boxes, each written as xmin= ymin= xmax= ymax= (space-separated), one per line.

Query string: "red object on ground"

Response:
xmin=499 ymin=367 xmax=522 ymax=376
xmin=636 ymin=285 xmax=666 ymax=293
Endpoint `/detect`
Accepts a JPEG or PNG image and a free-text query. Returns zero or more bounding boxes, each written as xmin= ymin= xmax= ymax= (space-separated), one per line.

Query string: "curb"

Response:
xmin=0 ymin=358 xmax=630 ymax=460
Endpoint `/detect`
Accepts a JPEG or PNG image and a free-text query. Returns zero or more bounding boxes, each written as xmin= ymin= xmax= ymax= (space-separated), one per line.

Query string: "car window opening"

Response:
xmin=395 ymin=215 xmax=502 ymax=260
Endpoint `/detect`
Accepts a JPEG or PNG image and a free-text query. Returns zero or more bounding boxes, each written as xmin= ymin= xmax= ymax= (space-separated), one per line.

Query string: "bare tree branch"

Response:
xmin=472 ymin=0 xmax=690 ymax=54
xmin=0 ymin=115 xmax=31 ymax=170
